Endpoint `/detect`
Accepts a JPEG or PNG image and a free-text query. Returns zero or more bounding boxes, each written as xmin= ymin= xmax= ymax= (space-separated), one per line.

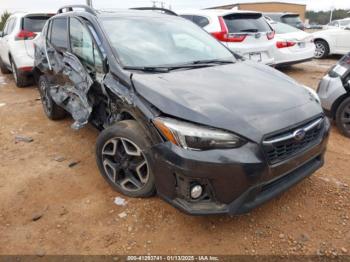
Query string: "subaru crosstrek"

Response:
xmin=34 ymin=5 xmax=330 ymax=215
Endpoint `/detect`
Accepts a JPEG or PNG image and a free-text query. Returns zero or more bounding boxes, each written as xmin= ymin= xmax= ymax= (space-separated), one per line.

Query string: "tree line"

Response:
xmin=0 ymin=11 xmax=11 ymax=31
xmin=306 ymin=9 xmax=350 ymax=25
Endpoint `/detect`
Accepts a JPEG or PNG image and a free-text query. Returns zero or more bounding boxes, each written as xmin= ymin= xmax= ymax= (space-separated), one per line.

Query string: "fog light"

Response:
xmin=190 ymin=185 xmax=203 ymax=199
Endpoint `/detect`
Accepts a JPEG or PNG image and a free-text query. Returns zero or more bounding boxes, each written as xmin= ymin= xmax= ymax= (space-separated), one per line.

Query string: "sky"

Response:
xmin=0 ymin=0 xmax=349 ymax=14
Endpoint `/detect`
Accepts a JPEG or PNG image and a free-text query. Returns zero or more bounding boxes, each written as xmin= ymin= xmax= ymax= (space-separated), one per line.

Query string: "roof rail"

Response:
xmin=57 ymin=5 xmax=98 ymax=15
xmin=130 ymin=7 xmax=177 ymax=16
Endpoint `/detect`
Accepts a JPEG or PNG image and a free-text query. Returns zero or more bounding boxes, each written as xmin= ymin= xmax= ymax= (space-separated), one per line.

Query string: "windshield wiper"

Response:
xmin=191 ymin=59 xmax=235 ymax=65
xmin=124 ymin=63 xmax=220 ymax=73
xmin=123 ymin=60 xmax=235 ymax=73
xmin=123 ymin=66 xmax=171 ymax=73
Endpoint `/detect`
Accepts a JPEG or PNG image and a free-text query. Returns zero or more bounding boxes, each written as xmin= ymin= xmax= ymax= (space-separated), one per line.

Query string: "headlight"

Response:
xmin=303 ymin=85 xmax=320 ymax=103
xmin=153 ymin=117 xmax=246 ymax=150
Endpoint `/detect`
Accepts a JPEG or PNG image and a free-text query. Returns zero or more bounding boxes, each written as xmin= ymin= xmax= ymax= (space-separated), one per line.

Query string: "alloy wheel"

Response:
xmin=340 ymin=103 xmax=350 ymax=132
xmin=315 ymin=42 xmax=326 ymax=58
xmin=101 ymin=137 xmax=149 ymax=192
xmin=39 ymin=79 xmax=53 ymax=115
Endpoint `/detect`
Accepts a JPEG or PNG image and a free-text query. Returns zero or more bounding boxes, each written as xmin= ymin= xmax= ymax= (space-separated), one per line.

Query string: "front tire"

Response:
xmin=335 ymin=97 xmax=350 ymax=138
xmin=38 ymin=75 xmax=66 ymax=120
xmin=96 ymin=120 xmax=156 ymax=198
xmin=314 ymin=40 xmax=329 ymax=59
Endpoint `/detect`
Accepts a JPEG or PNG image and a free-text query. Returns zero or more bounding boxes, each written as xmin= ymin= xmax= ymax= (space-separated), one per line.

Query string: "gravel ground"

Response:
xmin=0 ymin=57 xmax=349 ymax=256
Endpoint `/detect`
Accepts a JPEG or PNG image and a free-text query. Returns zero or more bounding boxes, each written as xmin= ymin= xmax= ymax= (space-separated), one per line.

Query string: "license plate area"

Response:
xmin=298 ymin=42 xmax=306 ymax=48
xmin=249 ymin=52 xmax=262 ymax=62
xmin=333 ymin=64 xmax=348 ymax=77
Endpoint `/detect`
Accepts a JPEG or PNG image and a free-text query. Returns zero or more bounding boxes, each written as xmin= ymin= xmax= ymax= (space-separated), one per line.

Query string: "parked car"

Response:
xmin=264 ymin=12 xmax=305 ymax=30
xmin=306 ymin=23 xmax=324 ymax=30
xmin=0 ymin=13 xmax=52 ymax=87
xmin=34 ymin=5 xmax=330 ymax=215
xmin=317 ymin=53 xmax=350 ymax=137
xmin=313 ymin=26 xmax=350 ymax=58
xmin=180 ymin=9 xmax=275 ymax=65
xmin=270 ymin=21 xmax=315 ymax=67
xmin=324 ymin=18 xmax=350 ymax=30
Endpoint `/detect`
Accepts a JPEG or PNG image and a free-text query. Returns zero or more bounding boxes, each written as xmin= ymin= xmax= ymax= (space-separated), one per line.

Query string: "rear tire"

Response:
xmin=96 ymin=120 xmax=156 ymax=198
xmin=38 ymin=75 xmax=66 ymax=120
xmin=11 ymin=59 xmax=29 ymax=87
xmin=314 ymin=40 xmax=329 ymax=59
xmin=0 ymin=57 xmax=10 ymax=74
xmin=335 ymin=97 xmax=350 ymax=138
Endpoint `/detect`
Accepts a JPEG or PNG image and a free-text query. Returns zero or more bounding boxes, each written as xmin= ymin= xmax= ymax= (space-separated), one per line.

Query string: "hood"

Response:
xmin=132 ymin=61 xmax=323 ymax=142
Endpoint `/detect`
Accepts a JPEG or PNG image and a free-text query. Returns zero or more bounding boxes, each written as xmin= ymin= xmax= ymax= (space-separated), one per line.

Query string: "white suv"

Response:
xmin=180 ymin=9 xmax=275 ymax=65
xmin=0 ymin=13 xmax=52 ymax=87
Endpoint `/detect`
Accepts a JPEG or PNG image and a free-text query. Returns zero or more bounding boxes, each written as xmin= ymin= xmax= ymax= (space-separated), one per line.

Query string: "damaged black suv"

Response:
xmin=34 ymin=5 xmax=330 ymax=215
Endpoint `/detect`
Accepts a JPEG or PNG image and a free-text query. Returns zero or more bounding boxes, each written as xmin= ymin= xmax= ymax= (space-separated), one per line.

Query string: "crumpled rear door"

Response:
xmin=47 ymin=47 xmax=94 ymax=129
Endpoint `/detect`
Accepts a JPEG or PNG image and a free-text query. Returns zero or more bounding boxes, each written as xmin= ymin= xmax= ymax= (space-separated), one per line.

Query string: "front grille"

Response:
xmin=263 ymin=117 xmax=324 ymax=165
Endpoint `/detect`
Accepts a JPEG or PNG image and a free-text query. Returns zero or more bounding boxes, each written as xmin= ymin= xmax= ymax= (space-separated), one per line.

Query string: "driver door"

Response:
xmin=69 ymin=17 xmax=104 ymax=81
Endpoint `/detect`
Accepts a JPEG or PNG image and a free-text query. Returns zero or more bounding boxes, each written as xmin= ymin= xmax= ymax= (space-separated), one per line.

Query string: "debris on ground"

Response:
xmin=68 ymin=161 xmax=80 ymax=168
xmin=118 ymin=212 xmax=127 ymax=218
xmin=59 ymin=206 xmax=69 ymax=216
xmin=0 ymin=103 xmax=6 ymax=107
xmin=31 ymin=213 xmax=43 ymax=222
xmin=36 ymin=249 xmax=46 ymax=257
xmin=53 ymin=156 xmax=66 ymax=162
xmin=114 ymin=197 xmax=127 ymax=206
xmin=15 ymin=135 xmax=34 ymax=143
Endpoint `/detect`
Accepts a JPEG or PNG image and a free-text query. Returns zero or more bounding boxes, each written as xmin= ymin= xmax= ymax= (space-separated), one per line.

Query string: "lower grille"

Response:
xmin=263 ymin=117 xmax=324 ymax=165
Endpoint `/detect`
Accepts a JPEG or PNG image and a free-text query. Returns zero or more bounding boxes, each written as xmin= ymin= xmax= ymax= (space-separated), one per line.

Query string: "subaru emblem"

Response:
xmin=293 ymin=129 xmax=306 ymax=141
xmin=255 ymin=33 xmax=261 ymax=39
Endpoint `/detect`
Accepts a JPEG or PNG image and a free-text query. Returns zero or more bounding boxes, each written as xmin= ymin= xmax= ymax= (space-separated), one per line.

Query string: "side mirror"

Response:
xmin=0 ymin=31 xmax=3 ymax=38
xmin=102 ymin=56 xmax=109 ymax=74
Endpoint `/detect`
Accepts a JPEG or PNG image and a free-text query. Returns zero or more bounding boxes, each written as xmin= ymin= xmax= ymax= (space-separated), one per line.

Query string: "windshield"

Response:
xmin=271 ymin=22 xmax=300 ymax=34
xmin=101 ymin=17 xmax=235 ymax=68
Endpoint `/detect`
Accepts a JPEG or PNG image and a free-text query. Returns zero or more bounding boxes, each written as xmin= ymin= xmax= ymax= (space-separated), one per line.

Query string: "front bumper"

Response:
xmin=148 ymin=119 xmax=330 ymax=215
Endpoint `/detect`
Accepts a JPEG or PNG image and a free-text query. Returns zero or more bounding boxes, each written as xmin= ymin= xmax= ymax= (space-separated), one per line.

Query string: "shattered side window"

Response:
xmin=50 ymin=18 xmax=68 ymax=50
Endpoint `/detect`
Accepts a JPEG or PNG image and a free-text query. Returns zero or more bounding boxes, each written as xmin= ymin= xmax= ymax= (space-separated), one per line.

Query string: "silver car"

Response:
xmin=317 ymin=53 xmax=350 ymax=137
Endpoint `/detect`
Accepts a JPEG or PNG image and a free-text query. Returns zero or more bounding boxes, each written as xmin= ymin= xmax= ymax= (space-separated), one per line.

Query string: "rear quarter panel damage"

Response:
xmin=35 ymin=43 xmax=94 ymax=129
xmin=35 ymin=41 xmax=161 ymax=138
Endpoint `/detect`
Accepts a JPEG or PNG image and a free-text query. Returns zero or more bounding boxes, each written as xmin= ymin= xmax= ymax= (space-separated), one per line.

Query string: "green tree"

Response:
xmin=0 ymin=11 xmax=11 ymax=31
xmin=306 ymin=9 xmax=350 ymax=25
